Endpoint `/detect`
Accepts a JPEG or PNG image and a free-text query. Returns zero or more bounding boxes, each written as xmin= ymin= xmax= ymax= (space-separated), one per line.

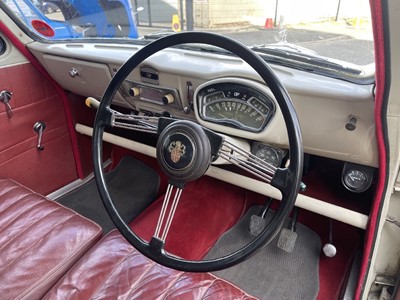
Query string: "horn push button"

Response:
xmin=157 ymin=121 xmax=212 ymax=183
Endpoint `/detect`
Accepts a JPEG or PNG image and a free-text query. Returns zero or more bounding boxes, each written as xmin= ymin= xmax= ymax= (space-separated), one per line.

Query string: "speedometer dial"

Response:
xmin=197 ymin=82 xmax=275 ymax=132
xmin=204 ymin=100 xmax=266 ymax=130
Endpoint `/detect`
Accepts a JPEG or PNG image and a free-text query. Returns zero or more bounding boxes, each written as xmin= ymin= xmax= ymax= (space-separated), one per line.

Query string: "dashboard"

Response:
xmin=28 ymin=41 xmax=378 ymax=180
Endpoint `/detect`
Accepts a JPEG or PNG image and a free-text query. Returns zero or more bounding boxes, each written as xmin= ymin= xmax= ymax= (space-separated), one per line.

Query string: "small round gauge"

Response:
xmin=255 ymin=147 xmax=281 ymax=167
xmin=342 ymin=169 xmax=369 ymax=193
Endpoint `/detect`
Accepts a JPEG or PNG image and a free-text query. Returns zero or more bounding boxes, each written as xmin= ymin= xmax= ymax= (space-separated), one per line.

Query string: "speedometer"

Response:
xmin=197 ymin=82 xmax=275 ymax=132
xmin=204 ymin=99 xmax=266 ymax=130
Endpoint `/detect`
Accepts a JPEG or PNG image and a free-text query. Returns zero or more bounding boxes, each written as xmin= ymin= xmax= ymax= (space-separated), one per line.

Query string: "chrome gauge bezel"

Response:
xmin=341 ymin=162 xmax=374 ymax=193
xmin=252 ymin=142 xmax=286 ymax=168
xmin=196 ymin=81 xmax=276 ymax=133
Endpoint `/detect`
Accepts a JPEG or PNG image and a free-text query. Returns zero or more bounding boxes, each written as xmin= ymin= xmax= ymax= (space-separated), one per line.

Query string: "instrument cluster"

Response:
xmin=196 ymin=82 xmax=276 ymax=133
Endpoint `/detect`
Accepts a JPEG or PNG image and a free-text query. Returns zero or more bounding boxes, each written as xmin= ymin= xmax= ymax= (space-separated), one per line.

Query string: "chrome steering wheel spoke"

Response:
xmin=218 ymin=139 xmax=277 ymax=184
xmin=110 ymin=111 xmax=159 ymax=134
xmin=153 ymin=183 xmax=184 ymax=243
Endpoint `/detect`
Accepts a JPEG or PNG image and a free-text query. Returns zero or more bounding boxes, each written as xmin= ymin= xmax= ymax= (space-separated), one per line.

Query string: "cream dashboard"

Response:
xmin=26 ymin=41 xmax=378 ymax=229
xmin=28 ymin=42 xmax=377 ymax=168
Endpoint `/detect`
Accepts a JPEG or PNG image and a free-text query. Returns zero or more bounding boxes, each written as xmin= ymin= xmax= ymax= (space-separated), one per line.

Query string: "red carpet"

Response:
xmin=113 ymin=148 xmax=364 ymax=298
xmin=130 ymin=176 xmax=249 ymax=260
xmin=300 ymin=156 xmax=365 ymax=300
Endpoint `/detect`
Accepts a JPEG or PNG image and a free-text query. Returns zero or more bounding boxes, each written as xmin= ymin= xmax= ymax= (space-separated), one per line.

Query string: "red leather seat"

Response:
xmin=0 ymin=178 xmax=102 ymax=300
xmin=45 ymin=230 xmax=258 ymax=299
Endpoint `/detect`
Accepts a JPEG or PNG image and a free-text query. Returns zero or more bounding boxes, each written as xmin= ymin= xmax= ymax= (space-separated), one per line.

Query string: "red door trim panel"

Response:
xmin=0 ymin=20 xmax=84 ymax=179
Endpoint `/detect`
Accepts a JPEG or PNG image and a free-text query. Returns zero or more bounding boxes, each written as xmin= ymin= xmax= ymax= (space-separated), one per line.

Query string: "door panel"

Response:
xmin=0 ymin=36 xmax=78 ymax=195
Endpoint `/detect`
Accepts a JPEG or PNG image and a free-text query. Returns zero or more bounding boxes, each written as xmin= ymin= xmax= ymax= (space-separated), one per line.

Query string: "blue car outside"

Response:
xmin=6 ymin=0 xmax=139 ymax=39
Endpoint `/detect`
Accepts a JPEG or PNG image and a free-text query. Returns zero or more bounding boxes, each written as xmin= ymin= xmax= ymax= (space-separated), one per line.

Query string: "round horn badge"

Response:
xmin=156 ymin=120 xmax=212 ymax=183
xmin=163 ymin=133 xmax=195 ymax=171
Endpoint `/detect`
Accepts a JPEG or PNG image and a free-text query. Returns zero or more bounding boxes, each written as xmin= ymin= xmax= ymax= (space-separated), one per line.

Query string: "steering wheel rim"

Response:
xmin=93 ymin=32 xmax=303 ymax=272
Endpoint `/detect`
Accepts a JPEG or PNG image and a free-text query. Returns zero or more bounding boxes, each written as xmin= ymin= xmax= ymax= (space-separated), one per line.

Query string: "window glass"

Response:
xmin=2 ymin=0 xmax=374 ymax=80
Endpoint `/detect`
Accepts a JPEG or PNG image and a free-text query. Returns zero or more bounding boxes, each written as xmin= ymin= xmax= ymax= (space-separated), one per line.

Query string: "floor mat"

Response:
xmin=206 ymin=206 xmax=321 ymax=300
xmin=57 ymin=156 xmax=160 ymax=233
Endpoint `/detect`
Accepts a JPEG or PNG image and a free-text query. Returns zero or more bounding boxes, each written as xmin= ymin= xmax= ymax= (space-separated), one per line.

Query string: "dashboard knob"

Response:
xmin=129 ymin=87 xmax=140 ymax=97
xmin=162 ymin=93 xmax=174 ymax=104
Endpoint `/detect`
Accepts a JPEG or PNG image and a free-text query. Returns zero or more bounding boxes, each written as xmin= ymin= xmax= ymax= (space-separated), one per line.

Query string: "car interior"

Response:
xmin=0 ymin=0 xmax=399 ymax=299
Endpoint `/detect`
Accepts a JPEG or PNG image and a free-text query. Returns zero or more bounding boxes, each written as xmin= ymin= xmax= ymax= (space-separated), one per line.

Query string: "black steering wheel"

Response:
xmin=92 ymin=32 xmax=303 ymax=272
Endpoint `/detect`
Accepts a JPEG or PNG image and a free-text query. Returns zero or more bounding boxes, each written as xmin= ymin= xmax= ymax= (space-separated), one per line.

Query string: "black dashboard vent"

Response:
xmin=140 ymin=67 xmax=159 ymax=85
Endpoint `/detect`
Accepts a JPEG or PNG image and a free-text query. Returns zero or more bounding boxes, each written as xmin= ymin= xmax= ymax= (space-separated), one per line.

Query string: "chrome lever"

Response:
xmin=33 ymin=122 xmax=46 ymax=150
xmin=0 ymin=90 xmax=13 ymax=118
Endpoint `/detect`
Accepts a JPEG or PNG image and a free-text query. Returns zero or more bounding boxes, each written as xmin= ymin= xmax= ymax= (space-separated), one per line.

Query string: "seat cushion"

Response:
xmin=45 ymin=230 xmax=258 ymax=299
xmin=0 ymin=178 xmax=102 ymax=300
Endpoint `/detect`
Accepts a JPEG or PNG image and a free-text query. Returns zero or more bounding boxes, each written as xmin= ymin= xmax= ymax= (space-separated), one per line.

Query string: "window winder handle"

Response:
xmin=33 ymin=122 xmax=46 ymax=151
xmin=0 ymin=90 xmax=13 ymax=118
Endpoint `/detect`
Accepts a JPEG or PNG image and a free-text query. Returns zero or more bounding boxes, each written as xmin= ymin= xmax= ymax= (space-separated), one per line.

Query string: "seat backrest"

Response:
xmin=0 ymin=178 xmax=102 ymax=300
